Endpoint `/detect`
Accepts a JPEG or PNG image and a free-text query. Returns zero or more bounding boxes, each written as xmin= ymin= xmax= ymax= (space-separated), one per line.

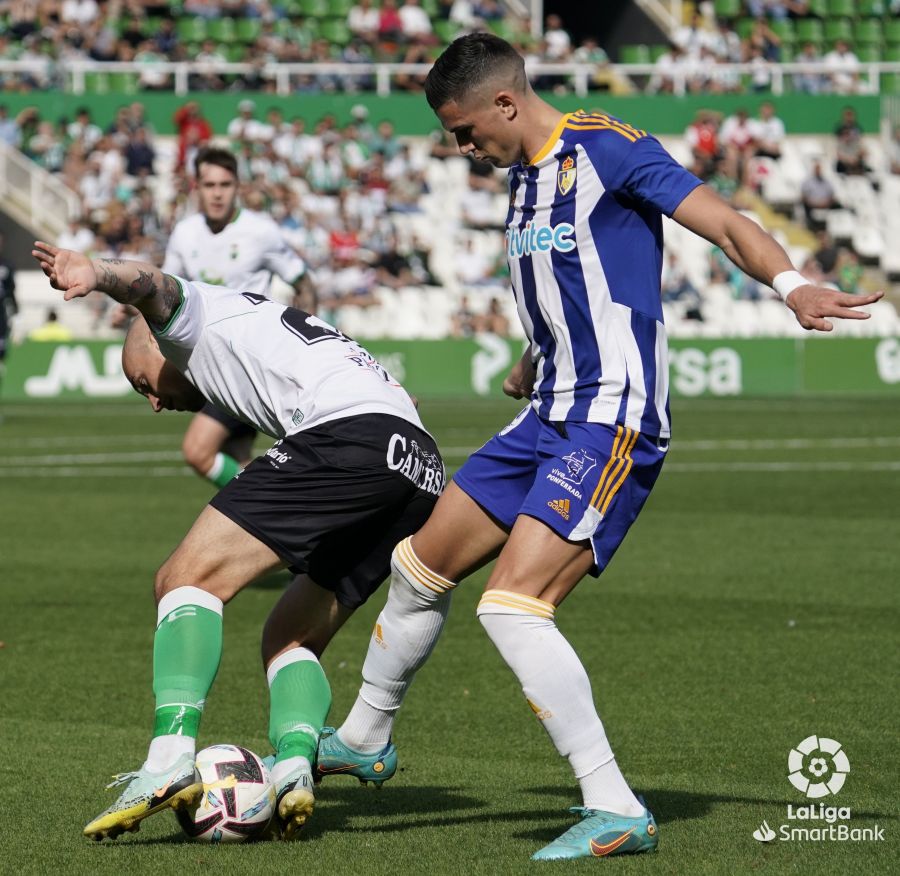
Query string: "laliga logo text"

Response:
xmin=751 ymin=736 xmax=884 ymax=844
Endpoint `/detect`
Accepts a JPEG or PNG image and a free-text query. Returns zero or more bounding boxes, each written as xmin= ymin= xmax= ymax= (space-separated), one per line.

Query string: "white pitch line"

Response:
xmin=0 ymin=466 xmax=193 ymax=478
xmin=0 ymin=450 xmax=183 ymax=466
xmin=1 ymin=433 xmax=180 ymax=449
xmin=664 ymin=460 xmax=900 ymax=473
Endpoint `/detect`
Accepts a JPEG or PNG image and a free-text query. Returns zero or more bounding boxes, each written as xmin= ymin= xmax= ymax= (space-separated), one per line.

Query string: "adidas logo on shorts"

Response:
xmin=547 ymin=498 xmax=570 ymax=520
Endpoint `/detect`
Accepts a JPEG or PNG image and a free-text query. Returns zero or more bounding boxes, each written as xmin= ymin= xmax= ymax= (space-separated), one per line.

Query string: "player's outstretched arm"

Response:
xmin=672 ymin=186 xmax=883 ymax=332
xmin=31 ymin=241 xmax=181 ymax=330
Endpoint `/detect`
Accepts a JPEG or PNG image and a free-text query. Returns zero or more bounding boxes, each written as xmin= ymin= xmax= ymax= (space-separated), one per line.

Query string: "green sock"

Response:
xmin=153 ymin=587 xmax=224 ymax=739
xmin=206 ymin=452 xmax=241 ymax=489
xmin=268 ymin=648 xmax=332 ymax=764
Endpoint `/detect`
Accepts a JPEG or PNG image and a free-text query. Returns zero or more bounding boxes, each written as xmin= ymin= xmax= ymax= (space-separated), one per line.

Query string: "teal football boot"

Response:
xmin=531 ymin=805 xmax=659 ymax=860
xmin=315 ymin=726 xmax=397 ymax=787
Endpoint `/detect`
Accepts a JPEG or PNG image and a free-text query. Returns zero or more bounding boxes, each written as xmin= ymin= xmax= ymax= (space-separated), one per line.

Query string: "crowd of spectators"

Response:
xmin=0 ymin=93 xmax=515 ymax=332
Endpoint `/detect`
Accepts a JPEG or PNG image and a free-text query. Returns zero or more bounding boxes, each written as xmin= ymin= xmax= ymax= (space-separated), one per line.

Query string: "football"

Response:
xmin=176 ymin=744 xmax=275 ymax=843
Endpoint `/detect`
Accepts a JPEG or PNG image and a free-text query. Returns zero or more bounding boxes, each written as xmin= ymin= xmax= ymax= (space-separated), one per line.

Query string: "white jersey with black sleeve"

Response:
xmin=155 ymin=279 xmax=423 ymax=438
xmin=162 ymin=209 xmax=306 ymax=295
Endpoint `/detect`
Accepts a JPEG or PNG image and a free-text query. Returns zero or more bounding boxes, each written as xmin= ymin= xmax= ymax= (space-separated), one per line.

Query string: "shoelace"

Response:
xmin=106 ymin=771 xmax=139 ymax=790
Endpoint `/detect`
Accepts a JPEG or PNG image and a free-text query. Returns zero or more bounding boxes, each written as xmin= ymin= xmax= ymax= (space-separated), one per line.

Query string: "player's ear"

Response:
xmin=495 ymin=92 xmax=518 ymax=121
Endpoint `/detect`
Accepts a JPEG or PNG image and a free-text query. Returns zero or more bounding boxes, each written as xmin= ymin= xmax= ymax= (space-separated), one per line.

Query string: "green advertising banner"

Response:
xmin=3 ymin=336 xmax=900 ymax=403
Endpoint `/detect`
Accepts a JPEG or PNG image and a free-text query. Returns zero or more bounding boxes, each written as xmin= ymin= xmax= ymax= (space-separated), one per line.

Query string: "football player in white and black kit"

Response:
xmin=164 ymin=146 xmax=316 ymax=488
xmin=32 ymin=241 xmax=443 ymax=843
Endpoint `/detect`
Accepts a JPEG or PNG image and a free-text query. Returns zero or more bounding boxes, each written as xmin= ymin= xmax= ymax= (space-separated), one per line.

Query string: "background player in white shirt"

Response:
xmin=32 ymin=241 xmax=442 ymax=843
xmin=163 ymin=146 xmax=316 ymax=488
xmin=319 ymin=34 xmax=882 ymax=862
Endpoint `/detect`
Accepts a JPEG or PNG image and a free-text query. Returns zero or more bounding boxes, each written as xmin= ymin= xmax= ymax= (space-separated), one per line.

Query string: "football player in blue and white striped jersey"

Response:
xmin=322 ymin=33 xmax=882 ymax=861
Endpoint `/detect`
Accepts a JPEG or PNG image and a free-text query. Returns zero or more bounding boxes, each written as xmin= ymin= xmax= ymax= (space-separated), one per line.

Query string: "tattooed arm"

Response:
xmin=31 ymin=241 xmax=182 ymax=330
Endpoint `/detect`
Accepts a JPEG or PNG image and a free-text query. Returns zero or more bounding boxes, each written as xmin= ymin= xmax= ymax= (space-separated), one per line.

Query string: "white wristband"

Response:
xmin=772 ymin=270 xmax=808 ymax=300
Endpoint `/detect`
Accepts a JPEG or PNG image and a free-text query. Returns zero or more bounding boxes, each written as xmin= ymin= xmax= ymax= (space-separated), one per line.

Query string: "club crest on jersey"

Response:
xmin=557 ymin=155 xmax=576 ymax=196
xmin=561 ymin=448 xmax=596 ymax=484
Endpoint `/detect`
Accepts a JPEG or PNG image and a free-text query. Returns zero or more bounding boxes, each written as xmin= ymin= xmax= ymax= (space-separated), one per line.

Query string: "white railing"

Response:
xmin=0 ymin=140 xmax=80 ymax=239
xmin=0 ymin=58 xmax=898 ymax=98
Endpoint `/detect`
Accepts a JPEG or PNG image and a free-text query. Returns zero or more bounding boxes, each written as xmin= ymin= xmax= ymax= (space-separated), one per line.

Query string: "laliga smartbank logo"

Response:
xmin=751 ymin=736 xmax=885 ymax=844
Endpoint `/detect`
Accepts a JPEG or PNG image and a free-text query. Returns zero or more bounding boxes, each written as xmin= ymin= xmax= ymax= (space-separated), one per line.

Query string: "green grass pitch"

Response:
xmin=0 ymin=396 xmax=897 ymax=875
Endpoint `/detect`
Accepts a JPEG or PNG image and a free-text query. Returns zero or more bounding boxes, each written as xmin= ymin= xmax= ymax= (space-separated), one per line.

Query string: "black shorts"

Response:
xmin=199 ymin=402 xmax=257 ymax=441
xmin=210 ymin=414 xmax=443 ymax=609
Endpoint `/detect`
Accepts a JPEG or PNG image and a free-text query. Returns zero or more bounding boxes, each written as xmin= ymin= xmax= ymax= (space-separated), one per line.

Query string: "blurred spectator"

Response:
xmin=29 ymin=309 xmax=73 ymax=342
xmin=378 ymin=0 xmax=404 ymax=43
xmin=710 ymin=18 xmax=742 ymax=62
xmin=721 ymin=108 xmax=757 ymax=182
xmin=370 ymin=120 xmax=401 ymax=159
xmin=753 ymin=101 xmax=785 ymax=159
xmin=674 ymin=11 xmax=712 ymax=59
xmin=793 ymin=42 xmax=824 ymax=94
xmin=125 ymin=127 xmax=156 ymax=177
xmin=58 ymin=217 xmax=96 ymax=253
xmin=228 ymin=100 xmax=263 ymax=143
xmin=801 ymin=160 xmax=837 ymax=229
xmin=135 ymin=41 xmax=171 ymax=90
xmin=824 ymin=40 xmax=860 ymax=95
xmin=710 ymin=245 xmax=762 ymax=299
xmin=686 ymin=110 xmax=722 ymax=178
xmin=154 ymin=18 xmax=179 ymax=57
xmin=480 ymin=297 xmax=510 ymax=335
xmin=173 ymin=102 xmax=212 ymax=172
xmin=661 ymin=252 xmax=701 ymax=305
xmin=0 ymin=105 xmax=21 ymax=148
xmin=747 ymin=45 xmax=773 ymax=92
xmin=0 ymin=233 xmax=17 ymax=365
xmin=348 ymin=0 xmax=380 ymax=44
xmin=889 ymin=126 xmax=900 ymax=175
xmin=399 ymin=0 xmax=434 ymax=43
xmin=836 ymin=248 xmax=863 ymax=293
xmin=813 ymin=230 xmax=839 ymax=279
xmin=834 ymin=107 xmax=868 ymax=175
xmin=544 ymin=14 xmax=572 ymax=60
xmin=375 ymin=235 xmax=416 ymax=287
xmin=455 ymin=237 xmax=493 ymax=285
xmin=649 ymin=43 xmax=688 ymax=94
xmin=61 ymin=0 xmax=100 ymax=27
xmin=450 ymin=294 xmax=479 ymax=337
xmin=746 ymin=17 xmax=781 ymax=62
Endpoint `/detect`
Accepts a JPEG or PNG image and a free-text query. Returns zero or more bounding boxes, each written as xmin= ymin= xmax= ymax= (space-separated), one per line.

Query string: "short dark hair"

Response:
xmin=425 ymin=33 xmax=526 ymax=111
xmin=194 ymin=146 xmax=238 ymax=179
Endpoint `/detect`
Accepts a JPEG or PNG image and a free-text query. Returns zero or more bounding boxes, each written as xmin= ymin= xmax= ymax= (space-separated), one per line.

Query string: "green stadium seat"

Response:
xmin=434 ymin=19 xmax=459 ymax=44
xmin=298 ymin=19 xmax=320 ymax=40
xmin=823 ymin=18 xmax=853 ymax=43
xmin=207 ymin=17 xmax=237 ymax=43
xmin=235 ymin=18 xmax=261 ymax=43
xmin=796 ymin=18 xmax=825 ymax=43
xmin=884 ymin=44 xmax=900 ymax=61
xmin=110 ymin=72 xmax=140 ymax=93
xmin=273 ymin=18 xmax=295 ymax=38
xmin=735 ymin=17 xmax=755 ymax=40
xmin=856 ymin=44 xmax=882 ymax=61
xmin=142 ymin=17 xmax=163 ymax=37
xmin=826 ymin=0 xmax=855 ymax=16
xmin=619 ymin=44 xmax=650 ymax=64
xmin=713 ymin=0 xmax=741 ymax=19
xmin=885 ymin=19 xmax=900 ymax=43
xmin=327 ymin=0 xmax=353 ymax=15
xmin=779 ymin=44 xmax=795 ymax=61
xmin=857 ymin=0 xmax=886 ymax=16
xmin=300 ymin=0 xmax=329 ymax=17
xmin=225 ymin=43 xmax=247 ymax=61
xmin=176 ymin=17 xmax=207 ymax=43
xmin=84 ymin=71 xmax=111 ymax=94
xmin=319 ymin=18 xmax=351 ymax=45
xmin=770 ymin=19 xmax=796 ymax=44
xmin=648 ymin=43 xmax=669 ymax=62
xmin=854 ymin=19 xmax=883 ymax=45
xmin=807 ymin=0 xmax=828 ymax=16
xmin=488 ymin=19 xmax=517 ymax=42
xmin=420 ymin=0 xmax=439 ymax=16
xmin=882 ymin=73 xmax=900 ymax=94
xmin=279 ymin=0 xmax=305 ymax=15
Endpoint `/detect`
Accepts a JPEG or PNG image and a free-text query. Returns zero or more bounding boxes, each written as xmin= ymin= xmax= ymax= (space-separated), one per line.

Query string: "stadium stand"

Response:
xmin=1 ymin=1 xmax=899 ymax=341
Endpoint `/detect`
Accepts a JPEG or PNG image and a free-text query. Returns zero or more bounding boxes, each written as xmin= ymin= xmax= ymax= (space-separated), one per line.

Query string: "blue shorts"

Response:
xmin=453 ymin=407 xmax=668 ymax=576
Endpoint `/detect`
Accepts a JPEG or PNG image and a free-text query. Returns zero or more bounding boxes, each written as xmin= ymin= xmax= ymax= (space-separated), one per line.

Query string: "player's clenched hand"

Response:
xmin=31 ymin=241 xmax=98 ymax=300
xmin=786 ymin=285 xmax=883 ymax=332
xmin=503 ymin=351 xmax=536 ymax=399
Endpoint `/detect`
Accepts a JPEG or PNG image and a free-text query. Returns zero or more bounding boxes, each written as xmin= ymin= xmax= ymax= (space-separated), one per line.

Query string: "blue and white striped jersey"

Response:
xmin=505 ymin=111 xmax=702 ymax=438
